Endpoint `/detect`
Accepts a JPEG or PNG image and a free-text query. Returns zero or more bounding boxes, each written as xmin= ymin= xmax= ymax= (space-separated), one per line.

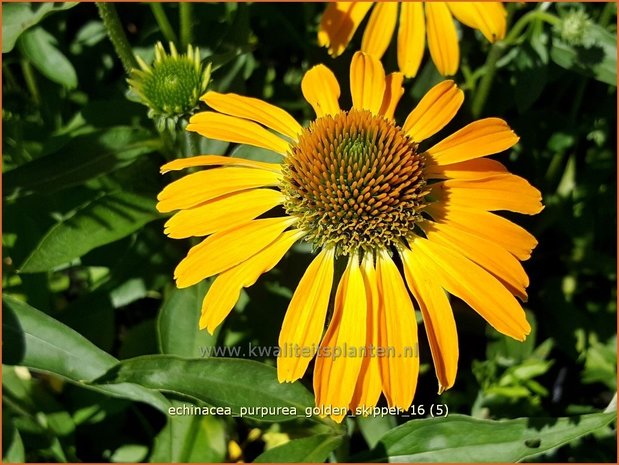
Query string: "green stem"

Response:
xmin=598 ymin=1 xmax=616 ymax=28
xmin=96 ymin=2 xmax=138 ymax=74
xmin=150 ymin=3 xmax=178 ymax=46
xmin=504 ymin=10 xmax=561 ymax=45
xmin=20 ymin=60 xmax=40 ymax=105
xmin=179 ymin=2 xmax=193 ymax=49
xmin=471 ymin=8 xmax=561 ymax=117
xmin=470 ymin=43 xmax=503 ymax=118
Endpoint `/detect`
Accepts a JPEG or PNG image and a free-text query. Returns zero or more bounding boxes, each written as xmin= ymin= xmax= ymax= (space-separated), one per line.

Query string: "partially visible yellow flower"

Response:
xmin=157 ymin=51 xmax=542 ymax=422
xmin=319 ymin=2 xmax=507 ymax=77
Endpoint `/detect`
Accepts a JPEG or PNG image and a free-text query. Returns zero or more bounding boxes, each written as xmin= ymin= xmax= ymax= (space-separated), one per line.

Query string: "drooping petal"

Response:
xmin=200 ymin=229 xmax=304 ymax=333
xmin=402 ymin=80 xmax=463 ymax=142
xmin=164 ymin=189 xmax=284 ymax=238
xmin=432 ymin=174 xmax=544 ymax=215
xmin=350 ymin=51 xmax=386 ymax=115
xmin=314 ymin=254 xmax=367 ymax=422
xmin=361 ymin=1 xmax=398 ymax=58
xmin=278 ymin=248 xmax=335 ymax=383
xmin=201 ymin=91 xmax=303 ymax=140
xmin=426 ymin=203 xmax=538 ymax=261
xmin=160 ymin=155 xmax=281 ymax=174
xmin=157 ymin=167 xmax=281 ymax=212
xmin=318 ymin=2 xmax=373 ymax=57
xmin=301 ymin=64 xmax=341 ymax=117
xmin=425 ymin=2 xmax=459 ymax=76
xmin=379 ymin=72 xmax=405 ymax=120
xmin=350 ymin=254 xmax=382 ymax=411
xmin=420 ymin=220 xmax=529 ymax=300
xmin=409 ymin=237 xmax=531 ymax=341
xmin=174 ymin=217 xmax=297 ymax=288
xmin=397 ymin=1 xmax=425 ymax=78
xmin=447 ymin=2 xmax=506 ymax=43
xmin=425 ymin=158 xmax=507 ymax=180
xmin=376 ymin=249 xmax=419 ymax=410
xmin=187 ymin=112 xmax=291 ymax=155
xmin=427 ymin=118 xmax=519 ymax=165
xmin=400 ymin=247 xmax=458 ymax=392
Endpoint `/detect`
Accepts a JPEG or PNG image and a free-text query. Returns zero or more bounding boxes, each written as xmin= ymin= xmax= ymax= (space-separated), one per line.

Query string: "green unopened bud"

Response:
xmin=556 ymin=9 xmax=593 ymax=47
xmin=128 ymin=42 xmax=211 ymax=131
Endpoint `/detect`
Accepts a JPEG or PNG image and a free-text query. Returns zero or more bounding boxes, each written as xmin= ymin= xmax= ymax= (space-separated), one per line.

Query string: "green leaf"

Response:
xmin=158 ymin=282 xmax=218 ymax=358
xmin=150 ymin=400 xmax=227 ymax=462
xmin=95 ymin=355 xmax=316 ymax=422
xmin=513 ymin=44 xmax=548 ymax=114
xmin=360 ymin=412 xmax=617 ymax=462
xmin=110 ymin=444 xmax=149 ymax=463
xmin=2 ymin=415 xmax=26 ymax=463
xmin=357 ymin=415 xmax=397 ymax=449
xmin=254 ymin=434 xmax=343 ymax=463
xmin=550 ymin=25 xmax=617 ymax=86
xmin=583 ymin=336 xmax=617 ymax=390
xmin=4 ymin=127 xmax=160 ymax=200
xmin=2 ymin=294 xmax=170 ymax=413
xmin=19 ymin=191 xmax=161 ymax=273
xmin=2 ymin=2 xmax=77 ymax=53
xmin=18 ymin=27 xmax=77 ymax=88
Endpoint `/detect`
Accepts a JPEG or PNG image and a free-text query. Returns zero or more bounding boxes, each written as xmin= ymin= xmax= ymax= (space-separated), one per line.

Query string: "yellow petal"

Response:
xmin=160 ymin=155 xmax=281 ymax=174
xmin=187 ymin=112 xmax=290 ymax=155
xmin=402 ymin=80 xmax=463 ymax=142
xmin=410 ymin=237 xmax=531 ymax=340
xmin=301 ymin=64 xmax=341 ymax=117
xmin=361 ymin=1 xmax=398 ymax=58
xmin=397 ymin=1 xmax=425 ymax=78
xmin=426 ymin=203 xmax=538 ymax=261
xmin=313 ymin=254 xmax=367 ymax=420
xmin=164 ymin=189 xmax=284 ymax=239
xmin=376 ymin=249 xmax=419 ymax=410
xmin=378 ymin=72 xmax=404 ymax=120
xmin=428 ymin=118 xmax=519 ymax=165
xmin=318 ymin=2 xmax=373 ymax=57
xmin=433 ymin=174 xmax=544 ymax=215
xmin=156 ymin=167 xmax=281 ymax=213
xmin=174 ymin=217 xmax=297 ymax=288
xmin=350 ymin=51 xmax=386 ymax=115
xmin=277 ymin=248 xmax=335 ymax=383
xmin=420 ymin=220 xmax=529 ymax=301
xmin=447 ymin=2 xmax=506 ymax=42
xmin=400 ymin=247 xmax=458 ymax=392
xmin=200 ymin=229 xmax=304 ymax=333
xmin=201 ymin=91 xmax=303 ymax=140
xmin=350 ymin=254 xmax=382 ymax=411
xmin=425 ymin=2 xmax=459 ymax=76
xmin=425 ymin=157 xmax=507 ymax=180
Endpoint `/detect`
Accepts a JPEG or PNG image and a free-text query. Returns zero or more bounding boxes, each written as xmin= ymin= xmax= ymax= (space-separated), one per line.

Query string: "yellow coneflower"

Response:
xmin=319 ymin=1 xmax=507 ymax=77
xmin=157 ymin=51 xmax=542 ymax=422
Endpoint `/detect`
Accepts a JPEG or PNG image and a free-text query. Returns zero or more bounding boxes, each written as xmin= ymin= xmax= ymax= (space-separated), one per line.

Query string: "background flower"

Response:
xmin=319 ymin=1 xmax=507 ymax=76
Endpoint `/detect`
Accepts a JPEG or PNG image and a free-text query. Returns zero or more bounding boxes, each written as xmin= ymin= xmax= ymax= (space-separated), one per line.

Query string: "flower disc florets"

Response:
xmin=128 ymin=42 xmax=211 ymax=131
xmin=282 ymin=109 xmax=429 ymax=256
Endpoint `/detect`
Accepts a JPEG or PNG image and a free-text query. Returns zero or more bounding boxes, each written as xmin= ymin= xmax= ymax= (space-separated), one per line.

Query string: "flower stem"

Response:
xmin=470 ymin=42 xmax=503 ymax=118
xmin=503 ymin=10 xmax=560 ymax=45
xmin=20 ymin=60 xmax=40 ymax=105
xmin=179 ymin=2 xmax=193 ymax=49
xmin=150 ymin=3 xmax=179 ymax=46
xmin=598 ymin=1 xmax=616 ymax=28
xmin=96 ymin=2 xmax=138 ymax=74
xmin=471 ymin=8 xmax=561 ymax=118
